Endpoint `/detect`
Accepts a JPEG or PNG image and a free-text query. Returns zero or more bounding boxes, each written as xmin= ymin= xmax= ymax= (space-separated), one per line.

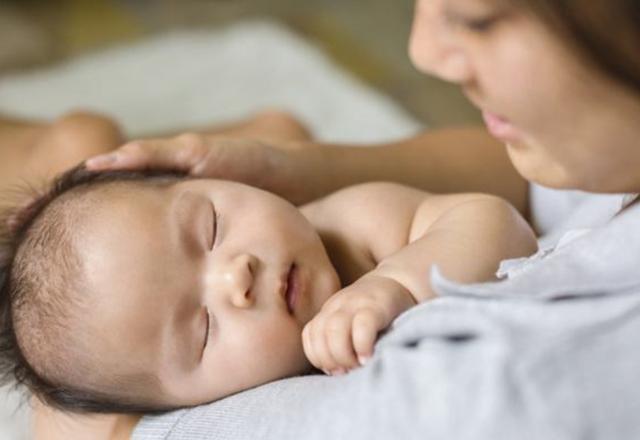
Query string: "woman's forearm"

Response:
xmin=294 ymin=126 xmax=530 ymax=217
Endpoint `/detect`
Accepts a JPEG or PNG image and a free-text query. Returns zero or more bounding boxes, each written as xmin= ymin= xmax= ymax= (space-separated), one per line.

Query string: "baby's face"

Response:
xmin=77 ymin=179 xmax=340 ymax=407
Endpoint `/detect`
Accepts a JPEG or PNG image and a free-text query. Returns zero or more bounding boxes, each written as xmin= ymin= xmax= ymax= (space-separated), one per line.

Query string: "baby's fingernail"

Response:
xmin=331 ymin=368 xmax=346 ymax=376
xmin=86 ymin=154 xmax=118 ymax=168
xmin=358 ymin=355 xmax=371 ymax=366
xmin=322 ymin=369 xmax=331 ymax=376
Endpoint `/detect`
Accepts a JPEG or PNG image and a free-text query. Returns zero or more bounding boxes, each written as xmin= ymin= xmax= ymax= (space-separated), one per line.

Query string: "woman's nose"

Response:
xmin=408 ymin=1 xmax=473 ymax=84
xmin=214 ymin=253 xmax=258 ymax=309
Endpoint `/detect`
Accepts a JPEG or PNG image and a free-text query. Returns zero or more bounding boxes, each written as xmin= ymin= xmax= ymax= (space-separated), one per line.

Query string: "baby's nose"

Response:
xmin=219 ymin=253 xmax=257 ymax=308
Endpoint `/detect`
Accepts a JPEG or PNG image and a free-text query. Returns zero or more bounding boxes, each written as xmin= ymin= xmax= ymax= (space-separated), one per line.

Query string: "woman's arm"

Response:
xmin=86 ymin=126 xmax=530 ymax=218
xmin=298 ymin=127 xmax=529 ymax=216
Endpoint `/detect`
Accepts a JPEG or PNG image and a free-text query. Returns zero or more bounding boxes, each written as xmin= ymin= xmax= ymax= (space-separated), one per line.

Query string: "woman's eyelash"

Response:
xmin=461 ymin=16 xmax=499 ymax=32
xmin=445 ymin=10 xmax=503 ymax=33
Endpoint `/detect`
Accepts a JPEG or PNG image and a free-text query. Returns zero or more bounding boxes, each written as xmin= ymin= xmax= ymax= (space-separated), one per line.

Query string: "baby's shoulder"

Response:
xmin=300 ymin=183 xmax=429 ymax=263
xmin=306 ymin=182 xmax=427 ymax=215
xmin=302 ymin=182 xmax=424 ymax=226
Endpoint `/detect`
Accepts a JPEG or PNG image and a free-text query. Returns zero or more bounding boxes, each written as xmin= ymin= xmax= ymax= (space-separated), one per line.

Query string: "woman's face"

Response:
xmin=410 ymin=0 xmax=640 ymax=192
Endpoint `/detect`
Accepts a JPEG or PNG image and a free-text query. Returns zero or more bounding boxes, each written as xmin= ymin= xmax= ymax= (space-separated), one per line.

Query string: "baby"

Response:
xmin=0 ymin=165 xmax=537 ymax=414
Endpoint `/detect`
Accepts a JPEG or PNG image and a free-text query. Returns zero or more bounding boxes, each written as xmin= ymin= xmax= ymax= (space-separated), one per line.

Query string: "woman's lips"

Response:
xmin=284 ymin=264 xmax=299 ymax=315
xmin=482 ymin=111 xmax=521 ymax=142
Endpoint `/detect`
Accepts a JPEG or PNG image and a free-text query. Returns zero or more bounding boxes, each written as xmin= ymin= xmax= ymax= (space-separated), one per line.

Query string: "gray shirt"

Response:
xmin=134 ymin=192 xmax=640 ymax=440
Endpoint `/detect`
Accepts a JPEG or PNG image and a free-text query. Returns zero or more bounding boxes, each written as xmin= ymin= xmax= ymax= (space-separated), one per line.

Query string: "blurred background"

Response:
xmin=0 ymin=0 xmax=479 ymax=127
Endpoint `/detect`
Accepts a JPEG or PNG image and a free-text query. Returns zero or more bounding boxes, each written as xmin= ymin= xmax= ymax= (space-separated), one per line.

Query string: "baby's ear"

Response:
xmin=0 ymin=195 xmax=37 ymax=270
xmin=0 ymin=185 xmax=46 ymax=272
xmin=5 ymin=197 xmax=38 ymax=236
xmin=5 ymin=209 xmax=23 ymax=237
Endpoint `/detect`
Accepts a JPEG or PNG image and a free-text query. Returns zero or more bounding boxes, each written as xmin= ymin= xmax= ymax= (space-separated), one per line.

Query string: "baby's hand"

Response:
xmin=302 ymin=274 xmax=416 ymax=375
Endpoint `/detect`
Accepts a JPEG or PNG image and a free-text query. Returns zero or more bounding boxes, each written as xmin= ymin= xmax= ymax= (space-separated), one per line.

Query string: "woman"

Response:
xmin=40 ymin=0 xmax=640 ymax=438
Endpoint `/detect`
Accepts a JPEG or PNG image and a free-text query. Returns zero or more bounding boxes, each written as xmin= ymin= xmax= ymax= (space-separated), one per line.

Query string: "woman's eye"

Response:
xmin=460 ymin=15 xmax=500 ymax=33
xmin=444 ymin=8 xmax=506 ymax=34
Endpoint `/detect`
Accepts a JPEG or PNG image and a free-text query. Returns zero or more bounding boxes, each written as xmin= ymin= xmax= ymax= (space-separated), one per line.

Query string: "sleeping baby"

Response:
xmin=0 ymin=165 xmax=537 ymax=414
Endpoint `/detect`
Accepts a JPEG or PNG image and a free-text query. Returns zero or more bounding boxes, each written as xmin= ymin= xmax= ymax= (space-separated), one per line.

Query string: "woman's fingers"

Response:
xmin=86 ymin=133 xmax=208 ymax=172
xmin=84 ymin=131 xmax=325 ymax=205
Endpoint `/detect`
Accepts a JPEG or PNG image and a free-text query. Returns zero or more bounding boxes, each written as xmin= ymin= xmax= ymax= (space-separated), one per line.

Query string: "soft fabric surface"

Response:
xmin=0 ymin=19 xmax=422 ymax=439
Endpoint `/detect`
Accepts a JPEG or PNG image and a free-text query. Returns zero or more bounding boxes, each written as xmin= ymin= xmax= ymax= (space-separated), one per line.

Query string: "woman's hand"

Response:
xmin=302 ymin=273 xmax=416 ymax=375
xmin=86 ymin=133 xmax=326 ymax=205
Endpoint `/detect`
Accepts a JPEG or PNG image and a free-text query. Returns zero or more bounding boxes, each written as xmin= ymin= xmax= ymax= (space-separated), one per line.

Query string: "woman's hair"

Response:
xmin=0 ymin=164 xmax=187 ymax=414
xmin=513 ymin=0 xmax=640 ymax=94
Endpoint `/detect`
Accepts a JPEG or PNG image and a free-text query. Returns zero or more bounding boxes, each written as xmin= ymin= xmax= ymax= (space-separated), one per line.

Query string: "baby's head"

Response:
xmin=0 ymin=166 xmax=340 ymax=413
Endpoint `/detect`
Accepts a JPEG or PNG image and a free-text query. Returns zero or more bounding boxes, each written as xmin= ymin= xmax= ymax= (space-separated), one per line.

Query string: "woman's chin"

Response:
xmin=505 ymin=141 xmax=573 ymax=189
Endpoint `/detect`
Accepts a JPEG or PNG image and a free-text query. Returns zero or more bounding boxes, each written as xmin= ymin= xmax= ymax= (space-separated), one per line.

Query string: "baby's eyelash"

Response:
xmin=203 ymin=307 xmax=211 ymax=351
xmin=210 ymin=209 xmax=219 ymax=251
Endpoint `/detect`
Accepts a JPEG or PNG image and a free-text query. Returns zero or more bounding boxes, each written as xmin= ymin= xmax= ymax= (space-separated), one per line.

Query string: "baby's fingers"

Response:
xmin=310 ymin=317 xmax=342 ymax=374
xmin=302 ymin=319 xmax=336 ymax=373
xmin=325 ymin=312 xmax=360 ymax=372
xmin=302 ymin=324 xmax=320 ymax=371
xmin=352 ymin=308 xmax=384 ymax=366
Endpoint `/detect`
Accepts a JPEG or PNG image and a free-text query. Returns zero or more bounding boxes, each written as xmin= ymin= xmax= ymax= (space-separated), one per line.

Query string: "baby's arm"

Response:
xmin=302 ymin=183 xmax=537 ymax=375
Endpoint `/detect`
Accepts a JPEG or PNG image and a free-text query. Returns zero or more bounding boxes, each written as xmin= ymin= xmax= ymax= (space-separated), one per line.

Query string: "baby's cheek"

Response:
xmin=245 ymin=323 xmax=308 ymax=378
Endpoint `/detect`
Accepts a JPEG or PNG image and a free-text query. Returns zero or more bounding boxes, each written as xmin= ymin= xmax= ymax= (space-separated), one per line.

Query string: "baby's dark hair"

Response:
xmin=0 ymin=164 xmax=188 ymax=414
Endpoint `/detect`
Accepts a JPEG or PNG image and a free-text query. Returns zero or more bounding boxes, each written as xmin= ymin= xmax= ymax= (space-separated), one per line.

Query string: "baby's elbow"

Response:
xmin=486 ymin=196 xmax=538 ymax=257
xmin=463 ymin=194 xmax=539 ymax=258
